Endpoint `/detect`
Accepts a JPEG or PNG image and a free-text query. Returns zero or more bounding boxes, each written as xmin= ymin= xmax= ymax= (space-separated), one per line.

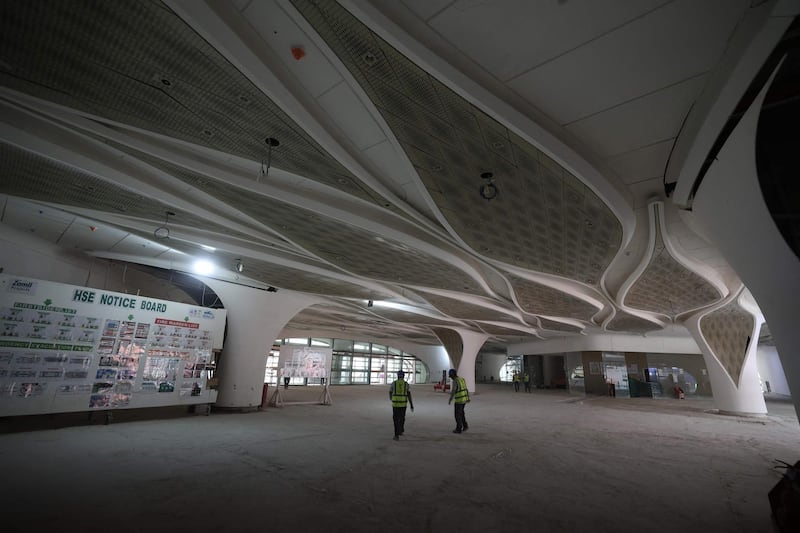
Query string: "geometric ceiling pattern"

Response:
xmin=292 ymin=0 xmax=623 ymax=283
xmin=0 ymin=0 xmax=759 ymax=354
xmin=623 ymin=209 xmax=722 ymax=319
xmin=506 ymin=274 xmax=599 ymax=321
xmin=0 ymin=0 xmax=379 ymax=204
xmin=104 ymin=143 xmax=485 ymax=295
xmin=605 ymin=310 xmax=662 ymax=334
xmin=537 ymin=318 xmax=584 ymax=334
xmin=699 ymin=301 xmax=755 ymax=387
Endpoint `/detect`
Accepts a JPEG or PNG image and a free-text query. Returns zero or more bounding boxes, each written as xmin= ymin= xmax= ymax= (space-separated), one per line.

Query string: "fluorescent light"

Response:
xmin=193 ymin=260 xmax=215 ymax=275
xmin=201 ymin=245 xmax=216 ymax=252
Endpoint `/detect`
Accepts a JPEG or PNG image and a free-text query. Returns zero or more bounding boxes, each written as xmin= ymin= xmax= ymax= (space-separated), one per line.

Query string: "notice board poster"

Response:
xmin=0 ymin=275 xmax=227 ymax=416
xmin=278 ymin=345 xmax=331 ymax=380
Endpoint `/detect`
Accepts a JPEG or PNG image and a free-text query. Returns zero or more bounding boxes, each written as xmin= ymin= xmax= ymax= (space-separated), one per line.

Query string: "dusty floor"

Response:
xmin=1 ymin=384 xmax=797 ymax=533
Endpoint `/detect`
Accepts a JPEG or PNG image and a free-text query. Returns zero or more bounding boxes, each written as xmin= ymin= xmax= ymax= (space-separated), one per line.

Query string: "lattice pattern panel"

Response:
xmin=110 ymin=145 xmax=484 ymax=294
xmin=368 ymin=308 xmax=457 ymax=327
xmin=624 ymin=209 xmax=721 ymax=317
xmin=421 ymin=293 xmax=518 ymax=321
xmin=0 ymin=143 xmax=257 ymax=242
xmin=479 ymin=323 xmax=534 ymax=336
xmin=292 ymin=0 xmax=623 ymax=283
xmin=507 ymin=274 xmax=599 ymax=320
xmin=0 ymin=0 xmax=381 ymax=204
xmin=538 ymin=317 xmax=584 ymax=333
xmin=132 ymin=233 xmax=394 ymax=300
xmin=432 ymin=327 xmax=463 ymax=365
xmin=699 ymin=302 xmax=754 ymax=386
xmin=606 ymin=310 xmax=663 ymax=333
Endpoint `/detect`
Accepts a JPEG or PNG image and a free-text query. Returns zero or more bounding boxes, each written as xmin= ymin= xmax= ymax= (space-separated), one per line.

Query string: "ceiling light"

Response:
xmin=479 ymin=172 xmax=498 ymax=201
xmin=154 ymin=211 xmax=174 ymax=239
xmin=193 ymin=260 xmax=215 ymax=276
xmin=201 ymin=245 xmax=216 ymax=252
xmin=260 ymin=137 xmax=280 ymax=179
xmin=235 ymin=259 xmax=244 ymax=273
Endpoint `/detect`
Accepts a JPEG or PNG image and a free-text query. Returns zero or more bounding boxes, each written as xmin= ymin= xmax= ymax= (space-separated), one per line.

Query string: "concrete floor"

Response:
xmin=1 ymin=384 xmax=797 ymax=533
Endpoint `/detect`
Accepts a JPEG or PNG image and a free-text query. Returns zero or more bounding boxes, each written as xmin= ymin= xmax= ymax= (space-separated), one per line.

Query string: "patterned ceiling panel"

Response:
xmin=478 ymin=324 xmax=534 ymax=336
xmin=143 ymin=237 xmax=393 ymax=300
xmin=432 ymin=327 xmax=463 ymax=366
xmin=420 ymin=293 xmax=517 ymax=321
xmin=292 ymin=0 xmax=623 ymax=282
xmin=699 ymin=301 xmax=754 ymax=386
xmin=0 ymin=143 xmax=256 ymax=242
xmin=624 ymin=213 xmax=721 ymax=317
xmin=506 ymin=274 xmax=599 ymax=321
xmin=369 ymin=308 xmax=457 ymax=327
xmin=106 ymin=144 xmax=484 ymax=294
xmin=605 ymin=311 xmax=663 ymax=334
xmin=0 ymin=0 xmax=381 ymax=204
xmin=538 ymin=317 xmax=584 ymax=333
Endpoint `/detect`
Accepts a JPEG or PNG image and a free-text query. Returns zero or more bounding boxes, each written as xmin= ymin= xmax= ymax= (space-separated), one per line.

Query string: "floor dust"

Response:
xmin=1 ymin=384 xmax=797 ymax=532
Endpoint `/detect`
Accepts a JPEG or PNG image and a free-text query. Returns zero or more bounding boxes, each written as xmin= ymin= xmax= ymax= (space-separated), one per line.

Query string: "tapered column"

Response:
xmin=454 ymin=328 xmax=489 ymax=393
xmin=199 ymin=277 xmax=322 ymax=409
xmin=684 ymin=291 xmax=767 ymax=415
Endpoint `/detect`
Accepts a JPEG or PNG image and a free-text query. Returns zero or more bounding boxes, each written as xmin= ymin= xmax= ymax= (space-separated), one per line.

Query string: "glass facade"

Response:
xmin=264 ymin=337 xmax=429 ymax=386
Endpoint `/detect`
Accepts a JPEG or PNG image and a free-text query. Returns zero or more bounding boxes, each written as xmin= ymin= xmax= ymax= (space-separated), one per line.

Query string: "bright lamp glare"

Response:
xmin=193 ymin=260 xmax=215 ymax=275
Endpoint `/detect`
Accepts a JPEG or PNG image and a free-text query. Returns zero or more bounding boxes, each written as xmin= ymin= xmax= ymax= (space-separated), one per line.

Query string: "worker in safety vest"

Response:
xmin=447 ymin=368 xmax=470 ymax=433
xmin=390 ymin=370 xmax=414 ymax=441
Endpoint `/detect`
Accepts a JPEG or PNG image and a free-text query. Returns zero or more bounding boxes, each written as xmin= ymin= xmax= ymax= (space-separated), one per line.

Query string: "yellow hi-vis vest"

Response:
xmin=391 ymin=379 xmax=409 ymax=407
xmin=453 ymin=376 xmax=469 ymax=404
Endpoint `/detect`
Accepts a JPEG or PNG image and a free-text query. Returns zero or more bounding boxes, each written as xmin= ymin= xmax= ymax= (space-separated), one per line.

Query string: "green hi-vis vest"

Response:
xmin=453 ymin=376 xmax=469 ymax=404
xmin=391 ymin=379 xmax=409 ymax=407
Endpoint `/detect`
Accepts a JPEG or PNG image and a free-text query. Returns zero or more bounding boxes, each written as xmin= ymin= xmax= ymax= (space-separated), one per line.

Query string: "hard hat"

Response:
xmin=448 ymin=369 xmax=456 ymax=377
xmin=397 ymin=370 xmax=405 ymax=377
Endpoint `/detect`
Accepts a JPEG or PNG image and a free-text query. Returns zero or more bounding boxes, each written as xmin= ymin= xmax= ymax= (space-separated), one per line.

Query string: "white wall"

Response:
xmin=0 ymin=225 xmax=94 ymax=285
xmin=478 ymin=352 xmax=507 ymax=382
xmin=508 ymin=329 xmax=701 ymax=357
xmin=757 ymin=345 xmax=791 ymax=396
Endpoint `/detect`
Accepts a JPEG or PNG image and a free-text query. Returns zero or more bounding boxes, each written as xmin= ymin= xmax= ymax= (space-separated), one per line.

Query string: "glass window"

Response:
xmin=351 ymin=371 xmax=368 ymax=384
xmin=333 ymin=338 xmax=353 ymax=351
xmin=285 ymin=337 xmax=309 ymax=345
xmin=311 ymin=338 xmax=331 ymax=347
xmin=370 ymin=356 xmax=387 ymax=385
xmin=371 ymin=343 xmax=387 ymax=354
xmin=351 ymin=356 xmax=369 ymax=370
xmin=353 ymin=341 xmax=370 ymax=352
xmin=330 ymin=370 xmax=350 ymax=385
xmin=264 ymin=349 xmax=280 ymax=385
xmin=388 ymin=346 xmax=402 ymax=356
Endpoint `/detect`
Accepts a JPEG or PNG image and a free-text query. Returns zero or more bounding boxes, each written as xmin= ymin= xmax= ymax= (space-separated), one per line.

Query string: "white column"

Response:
xmin=689 ymin=62 xmax=800 ymax=421
xmin=199 ymin=277 xmax=323 ymax=409
xmin=454 ymin=328 xmax=489 ymax=393
xmin=684 ymin=313 xmax=767 ymax=416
